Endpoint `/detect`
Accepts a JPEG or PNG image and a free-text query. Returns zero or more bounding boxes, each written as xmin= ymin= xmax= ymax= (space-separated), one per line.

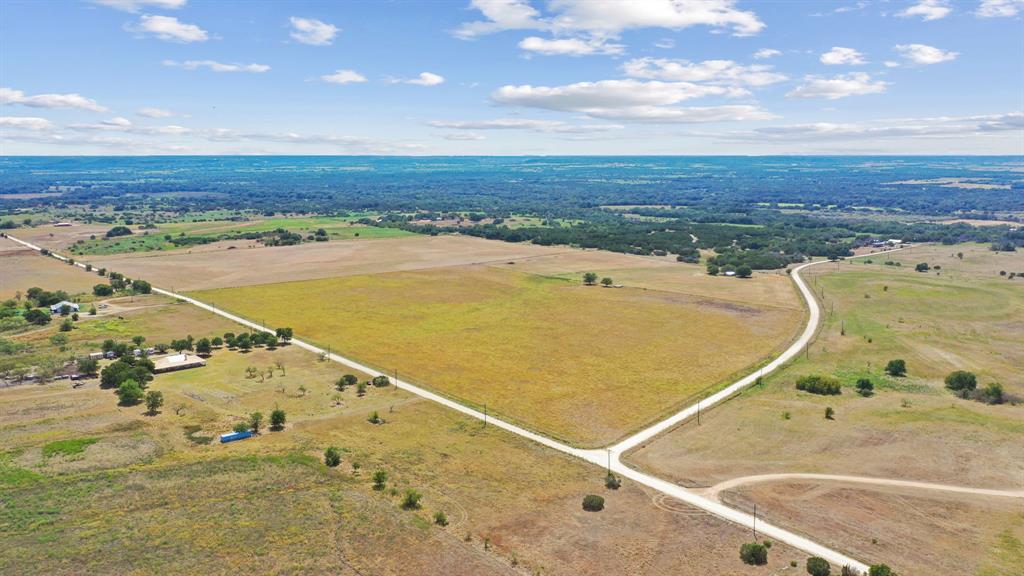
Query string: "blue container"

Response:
xmin=219 ymin=430 xmax=253 ymax=443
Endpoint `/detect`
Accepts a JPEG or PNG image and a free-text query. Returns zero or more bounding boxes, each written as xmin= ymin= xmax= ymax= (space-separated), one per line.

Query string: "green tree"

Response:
xmin=735 ymin=265 xmax=753 ymax=278
xmin=236 ymin=333 xmax=252 ymax=352
xmin=50 ymin=333 xmax=69 ymax=348
xmin=856 ymin=378 xmax=874 ymax=397
xmin=739 ymin=542 xmax=768 ymax=565
xmin=707 ymin=263 xmax=720 ymax=276
xmin=24 ymin=309 xmax=51 ymax=325
xmin=914 ymin=262 xmax=930 ymax=272
xmin=600 ymin=277 xmax=613 ymax=287
xmin=868 ymin=565 xmax=895 ymax=576
xmin=371 ymin=375 xmax=390 ymax=387
xmin=944 ymin=370 xmax=977 ymax=395
xmin=132 ymin=335 xmax=146 ymax=348
xmin=249 ymin=411 xmax=263 ymax=434
xmin=357 ymin=381 xmax=367 ymax=396
xmin=233 ymin=421 xmax=251 ymax=433
xmin=132 ymin=280 xmax=152 ymax=294
xmin=270 ymin=408 xmax=286 ymax=430
xmin=195 ymin=337 xmax=212 ymax=356
xmin=60 ymin=318 xmax=74 ymax=332
xmin=401 ymin=489 xmax=423 ymax=510
xmin=324 ymin=446 xmax=342 ymax=467
xmin=885 ymin=359 xmax=907 ymax=377
xmin=582 ymin=494 xmax=605 ymax=512
xmin=211 ymin=336 xmax=223 ymax=347
xmin=982 ymin=382 xmax=1004 ymax=405
xmin=77 ymin=356 xmax=99 ymax=375
xmin=145 ymin=390 xmax=164 ymax=415
xmin=583 ymin=272 xmax=598 ymax=285
xmin=433 ymin=510 xmax=449 ymax=526
xmin=796 ymin=375 xmax=842 ymax=395
xmin=806 ymin=557 xmax=831 ymax=576
xmin=368 ymin=411 xmax=383 ymax=424
xmin=372 ymin=469 xmax=388 ymax=490
xmin=116 ymin=379 xmax=145 ymax=406
xmin=93 ymin=284 xmax=113 ymax=296
xmin=275 ymin=327 xmax=293 ymax=342
xmin=825 ymin=406 xmax=835 ymax=420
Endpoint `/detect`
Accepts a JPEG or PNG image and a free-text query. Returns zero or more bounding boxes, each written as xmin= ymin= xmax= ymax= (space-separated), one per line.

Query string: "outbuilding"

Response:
xmin=152 ymin=353 xmax=207 ymax=374
xmin=49 ymin=301 xmax=80 ymax=314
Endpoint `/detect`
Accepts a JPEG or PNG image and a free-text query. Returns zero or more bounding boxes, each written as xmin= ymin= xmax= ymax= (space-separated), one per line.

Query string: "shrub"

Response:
xmin=825 ymin=406 xmax=835 ymax=420
xmin=796 ymin=375 xmax=841 ymax=395
xmin=884 ymin=359 xmax=906 ymax=377
xmin=270 ymin=408 xmax=286 ymax=430
xmin=116 ymin=379 xmax=145 ymax=406
xmin=233 ymin=421 xmax=251 ymax=434
xmin=372 ymin=469 xmax=387 ymax=490
xmin=582 ymin=494 xmax=605 ymax=512
xmin=605 ymin=472 xmax=621 ymax=490
xmin=806 ymin=556 xmax=831 ymax=576
xmin=401 ymin=489 xmax=423 ymax=510
xmin=145 ymin=390 xmax=164 ymax=414
xmin=981 ymin=382 xmax=1004 ymax=405
xmin=868 ymin=565 xmax=894 ymax=576
xmin=106 ymin=226 xmax=133 ymax=238
xmin=739 ymin=542 xmax=768 ymax=565
xmin=434 ymin=510 xmax=449 ymax=526
xmin=93 ymin=283 xmax=113 ymax=296
xmin=856 ymin=378 xmax=874 ymax=397
xmin=944 ymin=370 xmax=977 ymax=395
xmin=324 ymin=446 xmax=342 ymax=467
xmin=735 ymin=265 xmax=753 ymax=278
xmin=914 ymin=262 xmax=929 ymax=272
xmin=371 ymin=375 xmax=390 ymax=387
xmin=367 ymin=411 xmax=383 ymax=424
xmin=706 ymin=263 xmax=720 ymax=276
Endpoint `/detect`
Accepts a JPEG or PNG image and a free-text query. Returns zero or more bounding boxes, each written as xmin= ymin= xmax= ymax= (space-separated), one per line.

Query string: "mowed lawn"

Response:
xmin=192 ymin=265 xmax=802 ymax=446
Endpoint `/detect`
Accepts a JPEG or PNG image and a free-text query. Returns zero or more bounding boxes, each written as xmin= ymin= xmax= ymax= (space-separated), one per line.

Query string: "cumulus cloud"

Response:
xmin=894 ymin=43 xmax=958 ymax=64
xmin=491 ymin=79 xmax=776 ymax=123
xmin=622 ymin=58 xmax=787 ymax=88
xmin=976 ymin=0 xmax=1023 ymax=17
xmin=720 ymin=112 xmax=1024 ymax=142
xmin=289 ymin=17 xmax=339 ymax=46
xmin=68 ymin=116 xmax=191 ymax=135
xmin=753 ymin=48 xmax=781 ymax=59
xmin=132 ymin=14 xmax=208 ymax=42
xmin=441 ymin=132 xmax=487 ymax=141
xmin=136 ymin=107 xmax=179 ymax=118
xmin=820 ymin=46 xmax=866 ymax=65
xmin=898 ymin=0 xmax=952 ymax=20
xmin=320 ymin=69 xmax=368 ymax=84
xmin=163 ymin=60 xmax=269 ymax=73
xmin=405 ymin=72 xmax=446 ymax=86
xmin=787 ymin=73 xmax=887 ymax=99
xmin=0 ymin=116 xmax=56 ymax=131
xmin=519 ymin=35 xmax=624 ymax=56
xmin=91 ymin=0 xmax=186 ymax=12
xmin=0 ymin=87 xmax=108 ymax=112
xmin=428 ymin=118 xmax=623 ymax=133
xmin=456 ymin=0 xmax=765 ymax=38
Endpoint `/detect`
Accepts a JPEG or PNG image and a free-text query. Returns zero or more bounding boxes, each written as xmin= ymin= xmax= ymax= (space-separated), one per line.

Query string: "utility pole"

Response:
xmin=606 ymin=449 xmax=611 ymax=474
xmin=697 ymin=399 xmax=701 ymax=426
xmin=483 ymin=403 xmax=487 ymax=427
xmin=753 ymin=503 xmax=757 ymax=540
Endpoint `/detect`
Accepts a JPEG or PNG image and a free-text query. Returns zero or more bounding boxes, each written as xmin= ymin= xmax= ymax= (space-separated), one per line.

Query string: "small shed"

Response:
xmin=220 ymin=430 xmax=253 ymax=443
xmin=153 ymin=353 xmax=207 ymax=374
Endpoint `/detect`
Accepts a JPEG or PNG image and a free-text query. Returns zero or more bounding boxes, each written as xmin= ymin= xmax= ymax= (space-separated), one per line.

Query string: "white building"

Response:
xmin=49 ymin=301 xmax=80 ymax=314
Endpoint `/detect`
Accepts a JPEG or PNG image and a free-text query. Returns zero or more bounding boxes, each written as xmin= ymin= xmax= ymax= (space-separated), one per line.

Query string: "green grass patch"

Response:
xmin=41 ymin=438 xmax=98 ymax=459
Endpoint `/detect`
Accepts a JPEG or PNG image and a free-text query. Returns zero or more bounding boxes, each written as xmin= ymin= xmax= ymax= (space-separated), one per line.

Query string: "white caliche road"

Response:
xmin=8 ymin=233 xmax=910 ymax=574
xmin=702 ymin=473 xmax=1024 ymax=502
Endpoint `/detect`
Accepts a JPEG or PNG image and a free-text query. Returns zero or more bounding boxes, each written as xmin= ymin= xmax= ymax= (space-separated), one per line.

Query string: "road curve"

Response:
xmin=5 ymin=233 xmax=900 ymax=574
xmin=701 ymin=473 xmax=1024 ymax=501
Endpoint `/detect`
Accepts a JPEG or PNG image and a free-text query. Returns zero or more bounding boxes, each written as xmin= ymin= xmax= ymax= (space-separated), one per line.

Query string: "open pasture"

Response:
xmin=0 ymin=238 xmax=100 ymax=299
xmin=191 ymin=263 xmax=802 ymax=446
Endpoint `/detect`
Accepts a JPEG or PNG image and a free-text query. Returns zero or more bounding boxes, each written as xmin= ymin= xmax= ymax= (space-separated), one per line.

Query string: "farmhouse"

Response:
xmin=49 ymin=301 xmax=80 ymax=313
xmin=152 ymin=353 xmax=207 ymax=374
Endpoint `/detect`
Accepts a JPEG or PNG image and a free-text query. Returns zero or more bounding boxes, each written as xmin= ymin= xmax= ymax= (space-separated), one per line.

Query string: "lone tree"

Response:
xmin=582 ymin=494 xmax=605 ymax=512
xmin=856 ymin=378 xmax=874 ymax=397
xmin=914 ymin=262 xmax=930 ymax=273
xmin=739 ymin=542 xmax=768 ymax=566
xmin=944 ymin=370 xmax=977 ymax=396
xmin=270 ymin=407 xmax=286 ymax=431
xmin=583 ymin=272 xmax=598 ymax=285
xmin=275 ymin=327 xmax=293 ymax=342
xmin=116 ymin=379 xmax=145 ymax=406
xmin=195 ymin=337 xmax=212 ymax=356
xmin=806 ymin=557 xmax=831 ymax=576
xmin=324 ymin=446 xmax=342 ymax=467
xmin=825 ymin=406 xmax=835 ymax=420
xmin=93 ymin=284 xmax=113 ymax=297
xmin=885 ymin=359 xmax=907 ymax=377
xmin=372 ymin=469 xmax=388 ymax=491
xmin=371 ymin=375 xmax=390 ymax=387
xmin=735 ymin=265 xmax=753 ymax=278
xmin=145 ymin=390 xmax=164 ymax=415
xmin=600 ymin=277 xmax=613 ymax=287
xmin=982 ymin=382 xmax=1004 ymax=405
xmin=249 ymin=411 xmax=263 ymax=434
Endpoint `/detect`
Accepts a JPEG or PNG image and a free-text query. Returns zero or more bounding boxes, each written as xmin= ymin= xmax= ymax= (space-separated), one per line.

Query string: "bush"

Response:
xmin=735 ymin=265 xmax=753 ymax=278
xmin=796 ymin=375 xmax=842 ymax=395
xmin=433 ymin=510 xmax=449 ymax=526
xmin=944 ymin=370 xmax=977 ymax=394
xmin=116 ymin=379 xmax=145 ymax=406
xmin=145 ymin=390 xmax=163 ymax=414
xmin=706 ymin=263 xmax=720 ymax=276
xmin=739 ymin=542 xmax=768 ymax=565
xmin=93 ymin=284 xmax=113 ymax=296
xmin=233 ymin=421 xmax=251 ymax=434
xmin=868 ymin=565 xmax=895 ymax=576
xmin=856 ymin=378 xmax=874 ymax=397
xmin=401 ymin=489 xmax=423 ymax=510
xmin=981 ymin=382 xmax=1004 ymax=405
xmin=605 ymin=472 xmax=621 ymax=490
xmin=825 ymin=406 xmax=835 ymax=420
xmin=884 ymin=359 xmax=906 ymax=377
xmin=270 ymin=408 xmax=286 ymax=430
xmin=324 ymin=446 xmax=342 ymax=467
xmin=582 ymin=494 xmax=604 ymax=511
xmin=372 ymin=469 xmax=387 ymax=490
xmin=105 ymin=226 xmax=133 ymax=238
xmin=371 ymin=375 xmax=390 ymax=387
xmin=806 ymin=556 xmax=831 ymax=576
xmin=914 ymin=262 xmax=929 ymax=272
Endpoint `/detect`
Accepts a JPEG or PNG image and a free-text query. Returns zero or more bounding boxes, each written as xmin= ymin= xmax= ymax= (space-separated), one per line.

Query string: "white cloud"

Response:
xmin=898 ymin=0 xmax=952 ymax=20
xmin=441 ymin=132 xmax=487 ymax=141
xmin=69 ymin=116 xmax=191 ymax=135
xmin=289 ymin=17 xmax=339 ymax=46
xmin=0 ymin=116 xmax=55 ymax=131
xmin=405 ymin=72 xmax=446 ymax=86
xmin=136 ymin=107 xmax=178 ymax=118
xmin=721 ymin=112 xmax=1024 ymax=142
xmin=0 ymin=87 xmax=108 ymax=112
xmin=456 ymin=0 xmax=765 ymax=38
xmin=976 ymin=0 xmax=1024 ymax=17
xmin=787 ymin=73 xmax=887 ymax=99
xmin=894 ymin=43 xmax=958 ymax=64
xmin=428 ymin=118 xmax=623 ymax=133
xmin=163 ymin=60 xmax=270 ymax=73
xmin=320 ymin=69 xmax=367 ymax=84
xmin=133 ymin=14 xmax=208 ymax=42
xmin=519 ymin=35 xmax=624 ymax=56
xmin=622 ymin=57 xmax=787 ymax=87
xmin=91 ymin=0 xmax=186 ymax=12
xmin=884 ymin=60 xmax=901 ymax=68
xmin=753 ymin=48 xmax=781 ymax=59
xmin=654 ymin=38 xmax=675 ymax=49
xmin=491 ymin=79 xmax=775 ymax=123
xmin=820 ymin=46 xmax=866 ymax=65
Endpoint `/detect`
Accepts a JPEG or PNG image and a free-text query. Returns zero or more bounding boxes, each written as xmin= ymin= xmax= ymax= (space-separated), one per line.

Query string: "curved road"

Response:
xmin=6 ymin=233 xmax=905 ymax=574
xmin=702 ymin=473 xmax=1024 ymax=502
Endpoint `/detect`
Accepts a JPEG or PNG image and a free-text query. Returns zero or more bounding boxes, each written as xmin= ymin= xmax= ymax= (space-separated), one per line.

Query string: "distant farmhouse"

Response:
xmin=49 ymin=301 xmax=80 ymax=314
xmin=153 ymin=353 xmax=207 ymax=374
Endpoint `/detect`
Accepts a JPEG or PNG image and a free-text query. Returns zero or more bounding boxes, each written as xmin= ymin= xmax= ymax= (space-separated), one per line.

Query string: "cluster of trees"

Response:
xmin=945 ymin=370 xmax=1005 ymax=404
xmin=795 ymin=375 xmax=842 ymax=396
xmin=105 ymin=225 xmax=133 ymax=238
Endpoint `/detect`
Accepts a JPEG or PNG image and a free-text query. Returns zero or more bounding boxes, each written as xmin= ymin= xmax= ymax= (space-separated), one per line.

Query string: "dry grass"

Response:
xmin=191 ymin=265 xmax=801 ymax=446
xmin=0 ymin=238 xmax=99 ymax=299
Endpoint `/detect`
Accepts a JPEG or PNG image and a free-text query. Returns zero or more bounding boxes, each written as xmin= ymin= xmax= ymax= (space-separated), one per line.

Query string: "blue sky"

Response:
xmin=1 ymin=0 xmax=1022 ymax=155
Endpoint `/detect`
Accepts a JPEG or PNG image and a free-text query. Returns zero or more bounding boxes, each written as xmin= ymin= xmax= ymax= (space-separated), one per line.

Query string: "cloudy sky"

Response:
xmin=1 ymin=0 xmax=1022 ymax=155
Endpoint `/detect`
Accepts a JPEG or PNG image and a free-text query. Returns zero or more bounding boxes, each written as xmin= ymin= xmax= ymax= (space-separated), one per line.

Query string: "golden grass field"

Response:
xmin=0 ymin=238 xmax=99 ymax=299
xmin=625 ymin=242 xmax=1024 ymax=575
xmin=1 ymin=294 xmax=807 ymax=575
xmin=191 ymin=264 xmax=802 ymax=446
